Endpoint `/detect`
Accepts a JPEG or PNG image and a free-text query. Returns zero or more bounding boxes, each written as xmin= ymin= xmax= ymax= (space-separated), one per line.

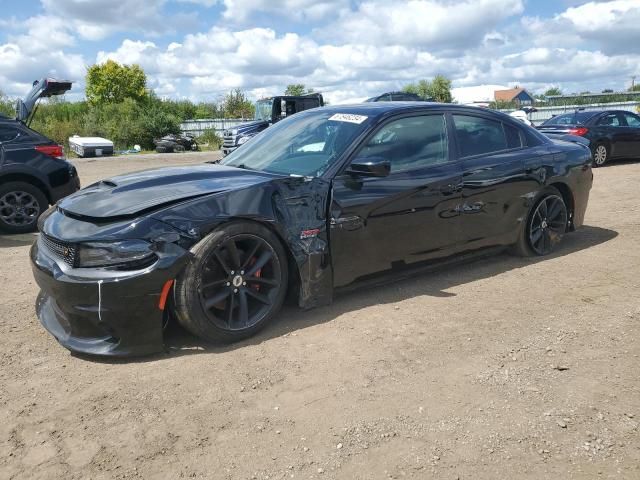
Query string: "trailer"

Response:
xmin=68 ymin=136 xmax=114 ymax=158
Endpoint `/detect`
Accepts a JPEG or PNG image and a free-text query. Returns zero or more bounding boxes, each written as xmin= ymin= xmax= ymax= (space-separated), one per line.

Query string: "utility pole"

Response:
xmin=632 ymin=76 xmax=637 ymax=91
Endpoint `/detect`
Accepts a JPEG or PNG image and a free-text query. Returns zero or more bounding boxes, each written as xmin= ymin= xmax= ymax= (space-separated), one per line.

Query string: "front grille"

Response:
xmin=222 ymin=130 xmax=237 ymax=148
xmin=41 ymin=234 xmax=77 ymax=267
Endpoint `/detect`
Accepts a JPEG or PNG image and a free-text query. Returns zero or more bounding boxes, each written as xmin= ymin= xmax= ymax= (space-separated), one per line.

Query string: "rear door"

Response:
xmin=452 ymin=114 xmax=540 ymax=247
xmin=330 ymin=112 xmax=463 ymax=287
xmin=595 ymin=112 xmax=628 ymax=157
xmin=620 ymin=112 xmax=640 ymax=157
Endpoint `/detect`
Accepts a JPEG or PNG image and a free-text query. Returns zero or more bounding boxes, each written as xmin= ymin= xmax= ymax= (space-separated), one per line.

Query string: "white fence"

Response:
xmin=180 ymin=118 xmax=251 ymax=136
xmin=500 ymin=101 xmax=640 ymax=125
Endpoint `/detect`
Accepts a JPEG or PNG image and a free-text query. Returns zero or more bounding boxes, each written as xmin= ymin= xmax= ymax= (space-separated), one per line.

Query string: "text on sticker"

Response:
xmin=329 ymin=113 xmax=368 ymax=124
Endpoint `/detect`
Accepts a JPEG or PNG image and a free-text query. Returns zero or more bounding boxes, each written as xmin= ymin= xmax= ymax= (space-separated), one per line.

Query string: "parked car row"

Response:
xmin=1 ymin=78 xmax=637 ymax=357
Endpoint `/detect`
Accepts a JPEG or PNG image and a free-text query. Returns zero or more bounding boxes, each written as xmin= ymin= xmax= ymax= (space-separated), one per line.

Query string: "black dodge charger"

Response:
xmin=31 ymin=103 xmax=593 ymax=357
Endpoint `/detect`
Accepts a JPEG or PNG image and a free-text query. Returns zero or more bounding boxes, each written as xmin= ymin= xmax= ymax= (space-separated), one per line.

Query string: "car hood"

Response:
xmin=232 ymin=120 xmax=269 ymax=135
xmin=57 ymin=164 xmax=278 ymax=220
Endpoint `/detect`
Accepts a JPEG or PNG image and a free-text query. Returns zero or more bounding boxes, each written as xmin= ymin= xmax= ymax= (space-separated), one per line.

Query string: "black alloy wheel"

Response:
xmin=174 ymin=221 xmax=288 ymax=343
xmin=198 ymin=234 xmax=281 ymax=331
xmin=0 ymin=182 xmax=48 ymax=234
xmin=527 ymin=194 xmax=567 ymax=256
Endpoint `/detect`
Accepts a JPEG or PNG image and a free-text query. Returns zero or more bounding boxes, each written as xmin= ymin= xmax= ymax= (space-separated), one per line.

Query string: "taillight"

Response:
xmin=568 ymin=127 xmax=589 ymax=136
xmin=35 ymin=144 xmax=64 ymax=159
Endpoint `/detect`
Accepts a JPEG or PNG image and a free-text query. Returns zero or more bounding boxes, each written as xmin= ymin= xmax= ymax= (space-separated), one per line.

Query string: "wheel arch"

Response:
xmin=0 ymin=172 xmax=52 ymax=203
xmin=548 ymin=181 xmax=575 ymax=230
xmin=592 ymin=137 xmax=611 ymax=151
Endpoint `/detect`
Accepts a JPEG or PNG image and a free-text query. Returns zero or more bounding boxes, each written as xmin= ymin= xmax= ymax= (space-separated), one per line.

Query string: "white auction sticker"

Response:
xmin=328 ymin=113 xmax=368 ymax=124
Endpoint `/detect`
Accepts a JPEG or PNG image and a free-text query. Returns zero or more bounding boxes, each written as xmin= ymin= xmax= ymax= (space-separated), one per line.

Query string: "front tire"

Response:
xmin=592 ymin=142 xmax=609 ymax=167
xmin=513 ymin=187 xmax=568 ymax=257
xmin=0 ymin=182 xmax=48 ymax=234
xmin=174 ymin=221 xmax=288 ymax=343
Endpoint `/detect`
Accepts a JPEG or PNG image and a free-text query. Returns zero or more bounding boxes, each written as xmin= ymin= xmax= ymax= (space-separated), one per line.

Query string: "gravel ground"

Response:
xmin=1 ymin=153 xmax=639 ymax=479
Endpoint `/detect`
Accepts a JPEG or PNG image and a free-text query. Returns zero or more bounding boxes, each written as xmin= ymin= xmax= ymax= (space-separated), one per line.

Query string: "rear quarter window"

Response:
xmin=453 ymin=115 xmax=508 ymax=157
xmin=12 ymin=126 xmax=47 ymax=144
xmin=0 ymin=125 xmax=18 ymax=142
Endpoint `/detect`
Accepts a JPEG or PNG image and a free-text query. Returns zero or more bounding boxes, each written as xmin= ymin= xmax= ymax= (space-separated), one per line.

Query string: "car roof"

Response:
xmin=319 ymin=102 xmax=510 ymax=119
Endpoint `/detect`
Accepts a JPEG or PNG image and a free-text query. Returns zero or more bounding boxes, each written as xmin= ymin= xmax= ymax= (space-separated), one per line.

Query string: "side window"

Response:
xmin=622 ymin=112 xmax=640 ymax=127
xmin=453 ymin=115 xmax=508 ymax=157
xmin=356 ymin=115 xmax=448 ymax=172
xmin=377 ymin=94 xmax=392 ymax=102
xmin=598 ymin=113 xmax=621 ymax=126
xmin=504 ymin=123 xmax=522 ymax=149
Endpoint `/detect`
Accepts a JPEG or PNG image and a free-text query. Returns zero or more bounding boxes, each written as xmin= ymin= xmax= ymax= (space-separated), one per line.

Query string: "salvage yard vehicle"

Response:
xmin=31 ymin=103 xmax=592 ymax=357
xmin=222 ymin=93 xmax=323 ymax=155
xmin=537 ymin=110 xmax=640 ymax=166
xmin=154 ymin=133 xmax=198 ymax=153
xmin=0 ymin=79 xmax=80 ymax=233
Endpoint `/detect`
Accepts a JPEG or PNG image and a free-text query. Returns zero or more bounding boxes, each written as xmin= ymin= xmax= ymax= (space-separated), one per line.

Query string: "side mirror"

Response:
xmin=346 ymin=156 xmax=391 ymax=177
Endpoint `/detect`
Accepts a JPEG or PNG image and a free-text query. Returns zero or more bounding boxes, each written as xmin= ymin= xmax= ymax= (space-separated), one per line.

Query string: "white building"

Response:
xmin=451 ymin=84 xmax=510 ymax=105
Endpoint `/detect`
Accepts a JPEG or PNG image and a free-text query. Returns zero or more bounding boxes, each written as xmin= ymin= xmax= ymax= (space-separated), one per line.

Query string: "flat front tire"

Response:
xmin=513 ymin=187 xmax=568 ymax=257
xmin=174 ymin=221 xmax=288 ymax=343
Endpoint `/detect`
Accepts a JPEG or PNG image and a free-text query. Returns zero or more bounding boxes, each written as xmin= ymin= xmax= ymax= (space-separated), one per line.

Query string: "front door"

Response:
xmin=620 ymin=112 xmax=640 ymax=157
xmin=329 ymin=113 xmax=463 ymax=288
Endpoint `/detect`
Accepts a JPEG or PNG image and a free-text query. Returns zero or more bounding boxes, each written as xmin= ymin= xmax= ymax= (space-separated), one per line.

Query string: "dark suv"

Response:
xmin=0 ymin=79 xmax=80 ymax=233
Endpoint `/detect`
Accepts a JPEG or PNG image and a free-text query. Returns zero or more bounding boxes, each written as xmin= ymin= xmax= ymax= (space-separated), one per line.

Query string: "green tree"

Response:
xmin=544 ymin=87 xmax=562 ymax=97
xmin=222 ymin=89 xmax=255 ymax=118
xmin=0 ymin=93 xmax=14 ymax=117
xmin=629 ymin=84 xmax=640 ymax=92
xmin=284 ymin=84 xmax=314 ymax=96
xmin=85 ymin=60 xmax=148 ymax=105
xmin=402 ymin=75 xmax=452 ymax=103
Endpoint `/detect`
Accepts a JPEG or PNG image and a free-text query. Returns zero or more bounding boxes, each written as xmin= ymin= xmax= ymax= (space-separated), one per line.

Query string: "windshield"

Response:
xmin=255 ymin=99 xmax=272 ymax=122
xmin=220 ymin=110 xmax=372 ymax=177
xmin=542 ymin=112 xmax=596 ymax=126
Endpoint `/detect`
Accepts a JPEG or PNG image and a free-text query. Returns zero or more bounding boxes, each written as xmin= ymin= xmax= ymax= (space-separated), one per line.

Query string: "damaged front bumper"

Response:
xmin=30 ymin=235 xmax=190 ymax=357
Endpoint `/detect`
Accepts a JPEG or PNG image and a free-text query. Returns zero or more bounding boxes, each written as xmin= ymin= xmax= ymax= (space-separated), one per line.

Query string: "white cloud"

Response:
xmin=320 ymin=0 xmax=524 ymax=51
xmin=2 ymin=0 xmax=639 ymax=102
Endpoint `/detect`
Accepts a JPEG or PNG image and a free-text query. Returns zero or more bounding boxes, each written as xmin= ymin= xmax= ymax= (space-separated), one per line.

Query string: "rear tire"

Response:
xmin=592 ymin=142 xmax=609 ymax=167
xmin=0 ymin=182 xmax=48 ymax=234
xmin=512 ymin=187 xmax=568 ymax=257
xmin=174 ymin=221 xmax=288 ymax=343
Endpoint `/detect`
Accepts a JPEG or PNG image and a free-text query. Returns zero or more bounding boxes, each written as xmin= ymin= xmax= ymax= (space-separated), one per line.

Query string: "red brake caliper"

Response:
xmin=248 ymin=257 xmax=262 ymax=291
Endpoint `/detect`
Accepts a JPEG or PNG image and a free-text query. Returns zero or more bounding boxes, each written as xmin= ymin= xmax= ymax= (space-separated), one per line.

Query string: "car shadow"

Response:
xmin=79 ymin=225 xmax=617 ymax=364
xmin=600 ymin=157 xmax=640 ymax=168
xmin=0 ymin=232 xmax=37 ymax=248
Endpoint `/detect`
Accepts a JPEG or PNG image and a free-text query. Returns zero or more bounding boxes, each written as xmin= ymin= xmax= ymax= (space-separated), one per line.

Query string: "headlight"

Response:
xmin=237 ymin=135 xmax=250 ymax=145
xmin=77 ymin=240 xmax=156 ymax=268
xmin=231 ymin=129 xmax=238 ymax=136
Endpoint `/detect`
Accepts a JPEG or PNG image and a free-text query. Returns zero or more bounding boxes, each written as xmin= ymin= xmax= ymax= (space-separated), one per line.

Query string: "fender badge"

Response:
xmin=300 ymin=228 xmax=320 ymax=239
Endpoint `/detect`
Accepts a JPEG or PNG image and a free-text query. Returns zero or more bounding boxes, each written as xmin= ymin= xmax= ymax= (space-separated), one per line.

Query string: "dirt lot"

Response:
xmin=1 ymin=152 xmax=639 ymax=479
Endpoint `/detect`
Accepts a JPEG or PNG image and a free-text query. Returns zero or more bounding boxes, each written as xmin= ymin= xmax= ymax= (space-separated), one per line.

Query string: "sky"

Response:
xmin=1 ymin=0 xmax=639 ymax=104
